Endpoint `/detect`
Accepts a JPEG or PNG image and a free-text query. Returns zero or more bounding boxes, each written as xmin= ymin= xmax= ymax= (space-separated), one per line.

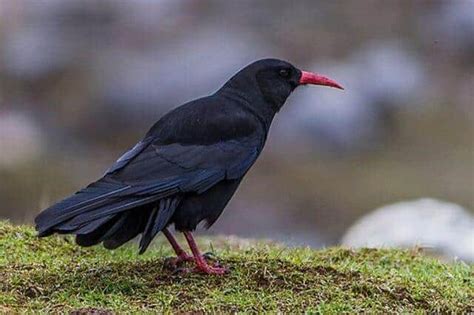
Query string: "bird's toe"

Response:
xmin=163 ymin=253 xmax=194 ymax=270
xmin=194 ymin=264 xmax=229 ymax=275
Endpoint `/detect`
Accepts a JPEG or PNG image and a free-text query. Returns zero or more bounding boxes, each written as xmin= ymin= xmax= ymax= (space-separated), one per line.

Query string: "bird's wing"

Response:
xmin=109 ymin=136 xmax=260 ymax=190
xmin=35 ymin=136 xmax=260 ymax=235
xmin=104 ymin=136 xmax=154 ymax=175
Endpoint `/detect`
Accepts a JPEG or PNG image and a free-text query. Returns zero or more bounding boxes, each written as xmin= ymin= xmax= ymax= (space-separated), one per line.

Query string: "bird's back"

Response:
xmin=146 ymin=94 xmax=264 ymax=146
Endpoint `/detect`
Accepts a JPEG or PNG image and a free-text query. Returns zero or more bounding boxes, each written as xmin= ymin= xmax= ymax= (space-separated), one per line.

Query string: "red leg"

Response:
xmin=162 ymin=228 xmax=192 ymax=260
xmin=183 ymin=231 xmax=228 ymax=275
xmin=162 ymin=228 xmax=192 ymax=259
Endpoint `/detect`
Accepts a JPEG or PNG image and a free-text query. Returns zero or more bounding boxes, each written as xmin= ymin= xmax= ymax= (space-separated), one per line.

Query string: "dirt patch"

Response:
xmin=70 ymin=307 xmax=113 ymax=315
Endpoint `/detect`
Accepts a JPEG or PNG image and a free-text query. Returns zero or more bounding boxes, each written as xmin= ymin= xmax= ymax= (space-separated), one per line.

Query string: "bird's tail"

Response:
xmin=35 ymin=178 xmax=180 ymax=253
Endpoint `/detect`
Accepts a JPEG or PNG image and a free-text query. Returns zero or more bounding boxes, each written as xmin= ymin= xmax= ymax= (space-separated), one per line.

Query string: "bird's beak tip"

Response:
xmin=299 ymin=70 xmax=344 ymax=90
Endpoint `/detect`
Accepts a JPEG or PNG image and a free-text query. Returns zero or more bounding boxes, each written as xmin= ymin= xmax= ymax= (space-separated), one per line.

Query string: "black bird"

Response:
xmin=35 ymin=59 xmax=343 ymax=274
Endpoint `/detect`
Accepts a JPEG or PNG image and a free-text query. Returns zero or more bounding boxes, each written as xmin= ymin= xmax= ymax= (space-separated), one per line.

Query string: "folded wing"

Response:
xmin=35 ymin=135 xmax=260 ymax=250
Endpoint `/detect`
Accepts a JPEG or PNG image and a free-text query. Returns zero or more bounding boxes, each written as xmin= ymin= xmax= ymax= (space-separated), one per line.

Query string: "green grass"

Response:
xmin=0 ymin=221 xmax=472 ymax=313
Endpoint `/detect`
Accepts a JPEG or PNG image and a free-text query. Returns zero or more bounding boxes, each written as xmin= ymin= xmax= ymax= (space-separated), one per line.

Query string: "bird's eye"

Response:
xmin=279 ymin=69 xmax=290 ymax=78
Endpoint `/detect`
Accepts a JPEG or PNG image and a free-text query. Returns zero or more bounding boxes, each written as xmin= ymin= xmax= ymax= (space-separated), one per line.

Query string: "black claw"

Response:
xmin=171 ymin=267 xmax=190 ymax=275
xmin=203 ymin=252 xmax=217 ymax=260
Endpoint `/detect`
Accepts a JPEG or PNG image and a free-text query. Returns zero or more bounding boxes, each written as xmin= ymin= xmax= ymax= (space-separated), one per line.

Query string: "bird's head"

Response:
xmin=221 ymin=58 xmax=343 ymax=113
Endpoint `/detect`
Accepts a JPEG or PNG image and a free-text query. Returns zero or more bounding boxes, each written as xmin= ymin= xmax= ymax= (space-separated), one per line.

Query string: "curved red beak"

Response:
xmin=299 ymin=71 xmax=344 ymax=90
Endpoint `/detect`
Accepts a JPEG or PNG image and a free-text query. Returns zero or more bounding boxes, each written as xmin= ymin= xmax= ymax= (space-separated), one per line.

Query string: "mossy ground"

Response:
xmin=0 ymin=221 xmax=472 ymax=313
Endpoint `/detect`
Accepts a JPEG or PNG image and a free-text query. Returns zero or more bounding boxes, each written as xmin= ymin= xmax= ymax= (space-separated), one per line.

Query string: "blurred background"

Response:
xmin=0 ymin=1 xmax=473 ymax=259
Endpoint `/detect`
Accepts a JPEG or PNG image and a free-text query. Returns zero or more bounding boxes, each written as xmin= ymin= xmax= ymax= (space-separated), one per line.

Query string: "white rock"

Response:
xmin=341 ymin=198 xmax=474 ymax=262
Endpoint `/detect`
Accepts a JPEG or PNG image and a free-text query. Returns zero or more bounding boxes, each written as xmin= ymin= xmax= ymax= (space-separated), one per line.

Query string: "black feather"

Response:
xmin=34 ymin=59 xmax=306 ymax=251
xmin=139 ymin=197 xmax=180 ymax=254
xmin=103 ymin=211 xmax=148 ymax=249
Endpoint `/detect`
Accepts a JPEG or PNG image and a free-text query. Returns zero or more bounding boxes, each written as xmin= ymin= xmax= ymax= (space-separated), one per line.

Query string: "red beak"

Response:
xmin=299 ymin=71 xmax=344 ymax=90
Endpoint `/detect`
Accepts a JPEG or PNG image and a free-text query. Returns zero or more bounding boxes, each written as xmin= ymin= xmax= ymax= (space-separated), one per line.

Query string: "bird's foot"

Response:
xmin=193 ymin=262 xmax=228 ymax=275
xmin=168 ymin=253 xmax=227 ymax=275
xmin=192 ymin=254 xmax=227 ymax=275
xmin=163 ymin=252 xmax=193 ymax=270
xmin=164 ymin=252 xmax=219 ymax=270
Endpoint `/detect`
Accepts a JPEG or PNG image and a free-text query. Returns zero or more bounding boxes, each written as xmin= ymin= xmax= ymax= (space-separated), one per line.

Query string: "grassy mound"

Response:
xmin=0 ymin=221 xmax=472 ymax=313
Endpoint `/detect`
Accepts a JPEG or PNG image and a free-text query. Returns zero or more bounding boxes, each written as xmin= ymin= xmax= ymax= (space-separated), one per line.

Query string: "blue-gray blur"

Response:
xmin=0 ymin=1 xmax=473 ymax=249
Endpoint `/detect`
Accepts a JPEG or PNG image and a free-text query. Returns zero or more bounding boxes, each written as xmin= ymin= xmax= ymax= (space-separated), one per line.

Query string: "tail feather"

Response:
xmin=45 ymin=195 xmax=155 ymax=235
xmin=71 ymin=215 xmax=116 ymax=235
xmin=69 ymin=196 xmax=179 ymax=252
xmin=97 ymin=212 xmax=131 ymax=241
xmin=35 ymin=175 xmax=182 ymax=252
xmin=35 ymin=178 xmax=131 ymax=236
xmin=103 ymin=212 xmax=147 ymax=250
xmin=35 ymin=179 xmax=182 ymax=237
xmin=139 ymin=197 xmax=180 ymax=254
xmin=60 ymin=194 xmax=160 ymax=229
xmin=75 ymin=215 xmax=122 ymax=247
xmin=74 ymin=206 xmax=148 ymax=248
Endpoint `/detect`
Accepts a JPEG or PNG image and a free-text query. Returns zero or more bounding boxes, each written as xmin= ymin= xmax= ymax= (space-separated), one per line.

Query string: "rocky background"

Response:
xmin=0 ymin=1 xmax=472 ymax=256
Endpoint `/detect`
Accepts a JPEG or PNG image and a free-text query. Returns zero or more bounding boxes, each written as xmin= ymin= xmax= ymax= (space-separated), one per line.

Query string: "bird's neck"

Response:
xmin=217 ymin=86 xmax=276 ymax=135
